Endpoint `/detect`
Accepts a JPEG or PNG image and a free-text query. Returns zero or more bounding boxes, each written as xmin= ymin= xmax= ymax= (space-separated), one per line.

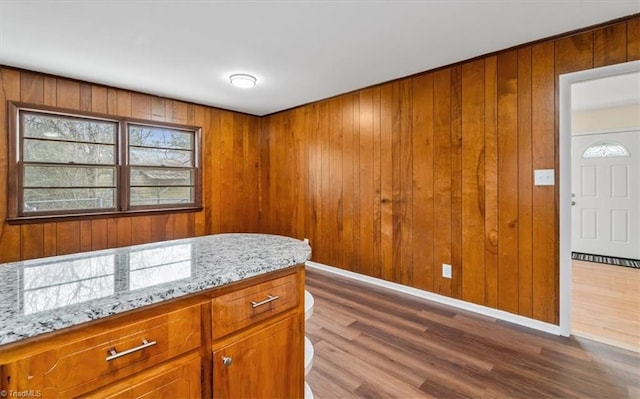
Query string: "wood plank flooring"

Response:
xmin=305 ymin=269 xmax=640 ymax=398
xmin=572 ymin=260 xmax=640 ymax=352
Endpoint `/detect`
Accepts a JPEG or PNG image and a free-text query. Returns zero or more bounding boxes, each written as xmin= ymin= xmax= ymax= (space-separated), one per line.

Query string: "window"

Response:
xmin=8 ymin=102 xmax=202 ymax=221
xmin=582 ymin=142 xmax=630 ymax=158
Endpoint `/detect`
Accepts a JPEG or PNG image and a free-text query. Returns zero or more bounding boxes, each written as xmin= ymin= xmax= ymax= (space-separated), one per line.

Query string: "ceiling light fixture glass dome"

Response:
xmin=229 ymin=73 xmax=257 ymax=88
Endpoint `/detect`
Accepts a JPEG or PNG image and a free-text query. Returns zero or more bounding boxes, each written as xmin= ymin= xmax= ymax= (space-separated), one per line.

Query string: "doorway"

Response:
xmin=559 ymin=61 xmax=640 ymax=352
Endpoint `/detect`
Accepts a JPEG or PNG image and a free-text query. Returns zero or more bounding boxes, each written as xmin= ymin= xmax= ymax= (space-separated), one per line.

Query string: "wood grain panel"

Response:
xmin=531 ymin=41 xmax=557 ymax=324
xmin=80 ymin=83 xmax=91 ymax=112
xmin=80 ymin=220 xmax=92 ymax=252
xmin=259 ymin=17 xmax=635 ymax=325
xmin=56 ymin=79 xmax=80 ymax=109
xmin=20 ymin=71 xmax=44 ymax=104
xmin=359 ymin=89 xmax=375 ymax=278
xmin=432 ymin=69 xmax=452 ymax=297
xmin=555 ymin=31 xmax=593 ymax=75
xmin=341 ymin=96 xmax=355 ymax=274
xmin=91 ymin=219 xmax=108 ymax=251
xmin=628 ymin=17 xmax=640 ymax=61
xmin=496 ymin=50 xmax=519 ymax=313
xmin=21 ymin=224 xmax=44 ymax=260
xmin=449 ymin=66 xmax=463 ymax=300
xmin=517 ymin=47 xmax=534 ymax=318
xmin=0 ymin=68 xmax=22 ymax=262
xmin=57 ymin=222 xmax=81 ymax=255
xmin=411 ymin=73 xmax=434 ymax=291
xmin=380 ymin=84 xmax=394 ymax=283
xmin=593 ymin=23 xmax=627 ymax=67
xmin=461 ymin=60 xmax=486 ymax=305
xmin=483 ymin=56 xmax=498 ymax=308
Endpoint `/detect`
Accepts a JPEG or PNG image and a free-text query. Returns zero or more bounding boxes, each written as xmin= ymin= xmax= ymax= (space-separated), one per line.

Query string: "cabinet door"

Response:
xmin=213 ymin=315 xmax=303 ymax=399
xmin=82 ymin=353 xmax=201 ymax=399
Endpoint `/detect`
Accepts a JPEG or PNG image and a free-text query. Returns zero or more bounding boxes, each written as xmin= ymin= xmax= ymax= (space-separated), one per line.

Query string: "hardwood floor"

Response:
xmin=305 ymin=269 xmax=640 ymax=398
xmin=572 ymin=260 xmax=640 ymax=352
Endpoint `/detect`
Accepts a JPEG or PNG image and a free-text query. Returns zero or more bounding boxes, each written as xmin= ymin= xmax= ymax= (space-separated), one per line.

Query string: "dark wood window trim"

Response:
xmin=6 ymin=101 xmax=203 ymax=225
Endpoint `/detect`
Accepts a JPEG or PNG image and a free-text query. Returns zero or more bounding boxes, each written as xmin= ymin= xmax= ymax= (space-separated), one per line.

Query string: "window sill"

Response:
xmin=5 ymin=207 xmax=204 ymax=225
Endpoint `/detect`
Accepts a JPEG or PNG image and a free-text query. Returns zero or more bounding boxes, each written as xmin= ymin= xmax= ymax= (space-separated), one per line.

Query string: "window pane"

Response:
xmin=130 ymin=168 xmax=192 ymax=187
xmin=24 ymin=139 xmax=114 ymax=165
xmin=24 ymin=113 xmax=115 ymax=144
xmin=129 ymin=147 xmax=192 ymax=167
xmin=24 ymin=165 xmax=115 ymax=188
xmin=24 ymin=188 xmax=115 ymax=212
xmin=130 ymin=186 xmax=193 ymax=206
xmin=129 ymin=125 xmax=192 ymax=149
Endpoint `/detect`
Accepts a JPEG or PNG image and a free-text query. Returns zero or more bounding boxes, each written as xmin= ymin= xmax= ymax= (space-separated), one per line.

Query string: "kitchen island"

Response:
xmin=0 ymin=233 xmax=311 ymax=398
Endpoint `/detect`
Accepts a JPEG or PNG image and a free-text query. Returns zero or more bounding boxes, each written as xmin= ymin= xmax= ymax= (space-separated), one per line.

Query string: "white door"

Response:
xmin=572 ymin=131 xmax=640 ymax=259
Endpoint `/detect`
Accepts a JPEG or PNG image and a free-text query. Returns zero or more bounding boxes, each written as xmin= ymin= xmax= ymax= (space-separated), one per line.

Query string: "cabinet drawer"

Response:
xmin=3 ymin=304 xmax=201 ymax=397
xmin=212 ymin=273 xmax=299 ymax=339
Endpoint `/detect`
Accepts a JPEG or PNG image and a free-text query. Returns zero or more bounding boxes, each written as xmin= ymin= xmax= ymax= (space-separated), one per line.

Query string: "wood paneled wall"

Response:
xmin=0 ymin=67 xmax=261 ymax=263
xmin=260 ymin=16 xmax=640 ymax=324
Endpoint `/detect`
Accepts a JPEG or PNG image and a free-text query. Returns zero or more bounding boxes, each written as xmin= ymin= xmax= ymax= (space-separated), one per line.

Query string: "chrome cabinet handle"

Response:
xmin=106 ymin=339 xmax=157 ymax=361
xmin=222 ymin=356 xmax=233 ymax=367
xmin=250 ymin=295 xmax=279 ymax=308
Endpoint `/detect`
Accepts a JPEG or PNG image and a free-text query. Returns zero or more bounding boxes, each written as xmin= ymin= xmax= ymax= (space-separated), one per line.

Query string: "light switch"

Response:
xmin=534 ymin=169 xmax=555 ymax=186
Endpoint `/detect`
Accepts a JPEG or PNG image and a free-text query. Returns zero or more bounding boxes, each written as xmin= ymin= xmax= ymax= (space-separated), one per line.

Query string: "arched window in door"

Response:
xmin=582 ymin=142 xmax=630 ymax=158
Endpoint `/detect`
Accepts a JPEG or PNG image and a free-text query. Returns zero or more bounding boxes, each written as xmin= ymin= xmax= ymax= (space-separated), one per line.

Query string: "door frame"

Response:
xmin=558 ymin=60 xmax=640 ymax=336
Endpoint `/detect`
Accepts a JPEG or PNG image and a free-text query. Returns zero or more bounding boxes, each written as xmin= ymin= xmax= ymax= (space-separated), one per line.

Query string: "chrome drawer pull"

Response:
xmin=106 ymin=339 xmax=157 ymax=361
xmin=250 ymin=295 xmax=280 ymax=308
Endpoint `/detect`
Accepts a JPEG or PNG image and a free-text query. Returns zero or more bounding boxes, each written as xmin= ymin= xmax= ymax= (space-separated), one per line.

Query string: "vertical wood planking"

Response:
xmin=209 ymin=110 xmax=222 ymax=234
xmin=411 ymin=74 xmax=435 ymax=291
xmin=593 ymin=23 xmax=627 ymax=67
xmin=379 ymin=84 xmax=394 ymax=282
xmin=628 ymin=17 xmax=640 ymax=61
xmin=359 ymin=89 xmax=375 ymax=278
xmin=57 ymin=222 xmax=81 ymax=255
xmin=20 ymin=71 xmax=44 ymax=104
xmin=483 ymin=57 xmax=498 ymax=308
xmin=56 ymin=79 xmax=80 ymax=109
xmin=496 ymin=50 xmax=519 ymax=313
xmin=43 ymin=223 xmax=57 ymax=257
xmin=328 ymin=99 xmax=343 ymax=268
xmin=80 ymin=220 xmax=92 ymax=252
xmin=531 ymin=41 xmax=558 ymax=324
xmin=91 ymin=219 xmax=108 ymax=250
xmin=219 ymin=112 xmax=235 ymax=232
xmin=433 ymin=69 xmax=452 ymax=296
xmin=21 ymin=225 xmax=44 ymax=260
xmin=517 ymin=47 xmax=534 ymax=317
xmin=461 ymin=60 xmax=486 ymax=305
xmin=0 ymin=68 xmax=259 ymax=264
xmin=449 ymin=66 xmax=463 ymax=299
xmin=341 ymin=96 xmax=356 ymax=273
xmin=371 ymin=87 xmax=383 ymax=279
xmin=399 ymin=80 xmax=413 ymax=287
xmin=0 ymin=68 xmax=21 ymax=262
xmin=391 ymin=82 xmax=403 ymax=283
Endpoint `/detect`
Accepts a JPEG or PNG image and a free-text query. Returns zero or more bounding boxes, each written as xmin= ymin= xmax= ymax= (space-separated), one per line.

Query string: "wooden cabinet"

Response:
xmin=213 ymin=315 xmax=303 ymax=399
xmin=0 ymin=303 xmax=202 ymax=398
xmin=0 ymin=266 xmax=305 ymax=399
xmin=83 ymin=353 xmax=201 ymax=399
xmin=211 ymin=272 xmax=299 ymax=339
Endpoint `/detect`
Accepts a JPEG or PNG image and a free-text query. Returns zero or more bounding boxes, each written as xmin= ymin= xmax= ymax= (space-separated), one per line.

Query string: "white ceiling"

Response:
xmin=1 ymin=1 xmax=638 ymax=116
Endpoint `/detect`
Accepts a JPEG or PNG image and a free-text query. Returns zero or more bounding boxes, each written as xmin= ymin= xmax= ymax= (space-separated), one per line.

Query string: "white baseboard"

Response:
xmin=305 ymin=261 xmax=561 ymax=336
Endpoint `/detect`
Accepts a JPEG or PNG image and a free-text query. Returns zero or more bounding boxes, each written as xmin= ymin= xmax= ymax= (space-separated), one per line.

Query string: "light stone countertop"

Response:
xmin=0 ymin=233 xmax=311 ymax=346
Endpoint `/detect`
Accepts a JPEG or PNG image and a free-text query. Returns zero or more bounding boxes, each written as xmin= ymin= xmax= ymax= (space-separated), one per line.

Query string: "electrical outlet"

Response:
xmin=534 ymin=169 xmax=555 ymax=186
xmin=442 ymin=263 xmax=452 ymax=279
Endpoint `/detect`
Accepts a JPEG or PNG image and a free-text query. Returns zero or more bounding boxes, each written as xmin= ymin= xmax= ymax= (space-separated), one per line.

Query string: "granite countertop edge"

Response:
xmin=0 ymin=233 xmax=311 ymax=347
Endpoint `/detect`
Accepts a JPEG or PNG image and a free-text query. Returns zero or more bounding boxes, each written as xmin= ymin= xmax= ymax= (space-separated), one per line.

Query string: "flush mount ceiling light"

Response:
xmin=229 ymin=73 xmax=257 ymax=89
